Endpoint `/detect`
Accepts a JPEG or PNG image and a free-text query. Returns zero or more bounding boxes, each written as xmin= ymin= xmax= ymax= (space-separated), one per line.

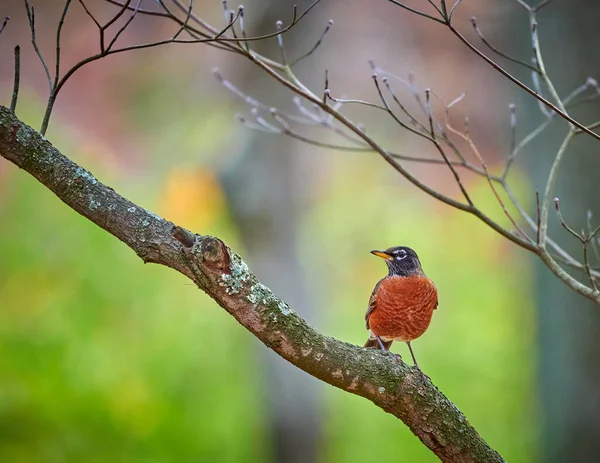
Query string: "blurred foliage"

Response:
xmin=0 ymin=70 xmax=539 ymax=462
xmin=0 ymin=142 xmax=539 ymax=462
xmin=0 ymin=150 xmax=265 ymax=462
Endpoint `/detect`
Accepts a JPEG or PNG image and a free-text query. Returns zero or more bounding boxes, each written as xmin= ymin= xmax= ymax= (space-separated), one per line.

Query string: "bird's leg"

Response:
xmin=377 ymin=336 xmax=402 ymax=361
xmin=407 ymin=341 xmax=429 ymax=380
xmin=406 ymin=341 xmax=419 ymax=367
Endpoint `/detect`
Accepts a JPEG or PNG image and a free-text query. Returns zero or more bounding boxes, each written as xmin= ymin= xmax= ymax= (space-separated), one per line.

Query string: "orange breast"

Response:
xmin=368 ymin=275 xmax=438 ymax=342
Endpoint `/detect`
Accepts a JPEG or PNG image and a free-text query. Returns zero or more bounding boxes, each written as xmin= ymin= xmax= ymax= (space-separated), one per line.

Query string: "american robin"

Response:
xmin=364 ymin=246 xmax=438 ymax=369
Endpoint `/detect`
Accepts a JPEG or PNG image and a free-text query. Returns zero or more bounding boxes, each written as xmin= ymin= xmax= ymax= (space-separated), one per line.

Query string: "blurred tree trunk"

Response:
xmin=509 ymin=1 xmax=600 ymax=460
xmin=219 ymin=2 xmax=321 ymax=462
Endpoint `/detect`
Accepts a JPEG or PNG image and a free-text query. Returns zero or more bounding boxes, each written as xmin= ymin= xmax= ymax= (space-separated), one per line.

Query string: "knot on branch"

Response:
xmin=172 ymin=226 xmax=232 ymax=276
xmin=200 ymin=236 xmax=231 ymax=274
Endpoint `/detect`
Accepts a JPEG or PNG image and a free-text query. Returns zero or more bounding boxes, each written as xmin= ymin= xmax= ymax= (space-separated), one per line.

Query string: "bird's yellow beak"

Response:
xmin=370 ymin=250 xmax=393 ymax=260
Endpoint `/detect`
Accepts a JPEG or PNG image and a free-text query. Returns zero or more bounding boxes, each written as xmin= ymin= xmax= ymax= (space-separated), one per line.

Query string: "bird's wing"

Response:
xmin=430 ymin=278 xmax=439 ymax=310
xmin=365 ymin=278 xmax=383 ymax=329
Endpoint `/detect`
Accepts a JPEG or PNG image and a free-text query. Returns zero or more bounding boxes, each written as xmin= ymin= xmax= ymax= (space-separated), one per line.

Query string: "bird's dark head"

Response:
xmin=370 ymin=246 xmax=423 ymax=277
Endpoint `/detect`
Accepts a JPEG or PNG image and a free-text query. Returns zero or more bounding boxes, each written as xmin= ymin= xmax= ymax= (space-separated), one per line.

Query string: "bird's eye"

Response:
xmin=394 ymin=250 xmax=407 ymax=260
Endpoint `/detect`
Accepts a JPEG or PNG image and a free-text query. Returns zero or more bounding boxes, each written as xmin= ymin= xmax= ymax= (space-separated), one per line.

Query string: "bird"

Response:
xmin=364 ymin=246 xmax=438 ymax=369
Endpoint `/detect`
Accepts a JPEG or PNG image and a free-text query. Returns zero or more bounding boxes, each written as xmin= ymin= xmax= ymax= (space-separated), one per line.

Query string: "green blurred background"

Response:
xmin=1 ymin=1 xmax=599 ymax=462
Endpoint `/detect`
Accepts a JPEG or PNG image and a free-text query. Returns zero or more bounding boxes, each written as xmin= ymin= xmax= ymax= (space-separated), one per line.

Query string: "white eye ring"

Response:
xmin=395 ymin=250 xmax=407 ymax=260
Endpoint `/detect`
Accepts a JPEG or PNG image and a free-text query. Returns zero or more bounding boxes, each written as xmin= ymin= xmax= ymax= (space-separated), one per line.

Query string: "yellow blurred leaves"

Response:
xmin=158 ymin=167 xmax=225 ymax=232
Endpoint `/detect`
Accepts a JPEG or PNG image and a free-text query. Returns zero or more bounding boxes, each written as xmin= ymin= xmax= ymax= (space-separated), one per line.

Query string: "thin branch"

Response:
xmin=535 ymin=190 xmax=542 ymax=246
xmin=515 ymin=0 xmax=533 ymax=11
xmin=583 ymin=238 xmax=599 ymax=293
xmin=564 ymin=77 xmax=598 ymax=106
xmin=554 ymin=198 xmax=583 ymax=243
xmin=237 ymin=5 xmax=248 ymax=50
xmin=588 ymin=214 xmax=600 ymax=279
xmin=427 ymin=0 xmax=444 ymax=18
xmin=381 ymin=75 xmax=431 ymax=135
xmin=238 ymin=109 xmax=474 ymax=166
xmin=291 ymin=19 xmax=333 ymax=67
xmin=577 ymin=120 xmax=600 ymax=134
xmin=213 ymin=8 xmax=242 ymax=40
xmin=241 ymin=51 xmax=539 ymax=255
xmin=554 ymin=199 xmax=598 ymax=292
xmin=325 ymin=89 xmax=386 ymax=111
xmin=275 ymin=19 xmax=289 ymax=66
xmin=470 ymin=17 xmax=540 ymax=73
xmin=502 ymin=116 xmax=553 ymax=180
xmin=424 ymin=88 xmax=474 ymax=206
xmin=24 ymin=1 xmax=52 ymax=96
xmin=106 ymin=0 xmax=234 ymax=53
xmin=40 ymin=0 xmax=258 ymax=135
xmin=173 ymin=0 xmax=324 ymax=44
xmin=444 ymin=23 xmax=600 ymax=142
xmin=530 ymin=68 xmax=552 ymax=118
xmin=387 ymin=0 xmax=445 ymax=24
xmin=534 ymin=0 xmax=555 ymax=12
xmin=0 ymin=15 xmax=9 ymax=35
xmin=503 ymin=182 xmax=600 ymax=278
xmin=446 ymin=116 xmax=532 ymax=243
xmin=105 ymin=0 xmax=142 ymax=52
xmin=215 ymin=71 xmax=315 ymax=125
xmin=508 ymin=103 xmax=517 ymax=158
xmin=10 ymin=46 xmax=20 ymax=113
xmin=539 ymin=129 xmax=576 ymax=246
xmin=54 ymin=0 xmax=72 ymax=90
xmin=529 ymin=13 xmax=566 ymax=116
xmin=448 ymin=0 xmax=463 ymax=22
xmin=79 ymin=0 xmax=101 ymax=28
xmin=372 ymin=74 xmax=435 ymax=142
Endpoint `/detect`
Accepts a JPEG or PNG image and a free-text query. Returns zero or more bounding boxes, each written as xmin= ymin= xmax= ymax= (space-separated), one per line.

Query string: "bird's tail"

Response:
xmin=364 ymin=337 xmax=393 ymax=350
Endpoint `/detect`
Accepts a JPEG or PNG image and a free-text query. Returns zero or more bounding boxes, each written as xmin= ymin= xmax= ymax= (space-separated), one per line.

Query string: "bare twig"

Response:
xmin=508 ymin=103 xmax=517 ymax=158
xmin=446 ymin=114 xmax=531 ymax=242
xmin=448 ymin=0 xmax=464 ymax=22
xmin=54 ymin=1 xmax=72 ymax=90
xmin=554 ymin=198 xmax=583 ymax=242
xmin=424 ymin=88 xmax=474 ymax=205
xmin=291 ymin=19 xmax=333 ymax=67
xmin=105 ymin=0 xmax=142 ymax=52
xmin=24 ymin=1 xmax=52 ymax=95
xmin=325 ymin=88 xmax=386 ymax=111
xmin=387 ymin=0 xmax=445 ymax=24
xmin=10 ymin=46 xmax=20 ymax=113
xmin=555 ymin=199 xmax=599 ymax=292
xmin=372 ymin=74 xmax=435 ymax=141
xmin=588 ymin=212 xmax=600 ymax=265
xmin=536 ymin=191 xmax=541 ymax=245
xmin=41 ymin=0 xmax=300 ymax=134
xmin=442 ymin=21 xmax=600 ymax=141
xmin=0 ymin=15 xmax=9 ymax=35
xmin=79 ymin=0 xmax=101 ymax=28
xmin=470 ymin=17 xmax=540 ymax=73
xmin=534 ymin=0 xmax=555 ymax=12
xmin=539 ymin=130 xmax=576 ymax=246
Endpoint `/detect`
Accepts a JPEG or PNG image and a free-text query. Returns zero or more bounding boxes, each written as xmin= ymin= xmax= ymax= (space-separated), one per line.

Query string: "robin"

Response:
xmin=364 ymin=246 xmax=438 ymax=369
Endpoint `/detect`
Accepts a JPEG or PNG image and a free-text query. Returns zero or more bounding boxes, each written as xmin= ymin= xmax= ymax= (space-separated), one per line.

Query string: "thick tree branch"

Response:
xmin=0 ymin=106 xmax=504 ymax=463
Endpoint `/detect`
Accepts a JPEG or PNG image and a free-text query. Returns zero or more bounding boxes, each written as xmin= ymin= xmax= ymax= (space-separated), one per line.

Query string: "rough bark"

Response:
xmin=0 ymin=105 xmax=505 ymax=463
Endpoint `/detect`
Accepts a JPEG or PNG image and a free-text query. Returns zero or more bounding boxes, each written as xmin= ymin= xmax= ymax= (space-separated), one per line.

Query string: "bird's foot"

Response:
xmin=380 ymin=349 xmax=401 ymax=362
xmin=413 ymin=365 xmax=430 ymax=382
xmin=391 ymin=352 xmax=402 ymax=362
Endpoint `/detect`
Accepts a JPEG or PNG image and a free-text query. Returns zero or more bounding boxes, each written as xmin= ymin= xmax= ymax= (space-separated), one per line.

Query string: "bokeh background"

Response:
xmin=1 ymin=1 xmax=599 ymax=462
